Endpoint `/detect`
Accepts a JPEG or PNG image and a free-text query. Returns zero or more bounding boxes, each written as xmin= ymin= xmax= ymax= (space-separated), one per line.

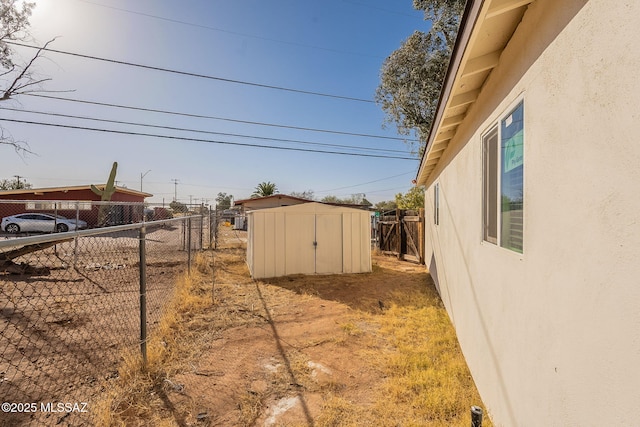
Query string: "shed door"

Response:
xmin=284 ymin=213 xmax=316 ymax=275
xmin=283 ymin=213 xmax=343 ymax=275
xmin=315 ymin=214 xmax=343 ymax=274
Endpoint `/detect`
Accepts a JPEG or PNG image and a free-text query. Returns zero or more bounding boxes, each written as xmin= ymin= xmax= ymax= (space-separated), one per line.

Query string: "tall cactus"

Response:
xmin=91 ymin=162 xmax=118 ymax=226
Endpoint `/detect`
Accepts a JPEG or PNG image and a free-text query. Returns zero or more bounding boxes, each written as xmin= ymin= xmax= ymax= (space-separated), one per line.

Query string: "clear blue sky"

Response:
xmin=1 ymin=0 xmax=428 ymax=206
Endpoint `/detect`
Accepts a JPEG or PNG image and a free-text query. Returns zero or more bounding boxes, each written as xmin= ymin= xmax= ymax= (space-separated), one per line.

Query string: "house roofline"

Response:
xmin=0 ymin=185 xmax=152 ymax=198
xmin=416 ymin=0 xmax=534 ymax=186
xmin=416 ymin=0 xmax=484 ymax=185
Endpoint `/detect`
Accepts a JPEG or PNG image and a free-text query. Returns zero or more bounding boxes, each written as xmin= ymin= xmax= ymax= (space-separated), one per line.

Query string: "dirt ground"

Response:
xmin=155 ymin=227 xmax=456 ymax=426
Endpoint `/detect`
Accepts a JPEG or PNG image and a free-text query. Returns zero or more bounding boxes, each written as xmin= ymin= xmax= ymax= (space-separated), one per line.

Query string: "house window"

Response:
xmin=26 ymin=202 xmax=55 ymax=210
xmin=483 ymin=127 xmax=498 ymax=244
xmin=482 ymin=101 xmax=524 ymax=253
xmin=434 ymin=183 xmax=440 ymax=225
xmin=26 ymin=201 xmax=92 ymax=211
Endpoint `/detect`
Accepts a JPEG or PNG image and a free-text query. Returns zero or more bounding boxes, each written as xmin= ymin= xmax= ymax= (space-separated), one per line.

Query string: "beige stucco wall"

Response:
xmin=423 ymin=0 xmax=640 ymax=425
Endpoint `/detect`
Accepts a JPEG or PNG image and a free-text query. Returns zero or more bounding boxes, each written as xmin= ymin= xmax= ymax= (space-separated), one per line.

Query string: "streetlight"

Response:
xmin=140 ymin=170 xmax=151 ymax=192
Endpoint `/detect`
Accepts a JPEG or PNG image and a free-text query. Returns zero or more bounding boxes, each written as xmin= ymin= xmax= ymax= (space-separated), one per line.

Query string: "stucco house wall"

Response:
xmin=419 ymin=0 xmax=640 ymax=425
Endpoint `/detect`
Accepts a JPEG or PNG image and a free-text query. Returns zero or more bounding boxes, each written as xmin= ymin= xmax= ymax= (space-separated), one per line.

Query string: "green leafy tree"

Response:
xmin=321 ymin=194 xmax=372 ymax=207
xmin=0 ymin=177 xmax=32 ymax=190
xmin=215 ymin=192 xmax=233 ymax=209
xmin=395 ymin=186 xmax=425 ymax=210
xmin=169 ymin=200 xmax=188 ymax=213
xmin=320 ymin=195 xmax=339 ymax=203
xmin=252 ymin=181 xmax=278 ymax=198
xmin=413 ymin=0 xmax=468 ymax=46
xmin=376 ymin=0 xmax=466 ymax=154
xmin=375 ymin=200 xmax=397 ymax=211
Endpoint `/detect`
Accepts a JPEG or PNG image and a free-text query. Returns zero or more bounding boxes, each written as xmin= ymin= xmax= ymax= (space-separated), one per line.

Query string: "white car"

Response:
xmin=1 ymin=213 xmax=88 ymax=234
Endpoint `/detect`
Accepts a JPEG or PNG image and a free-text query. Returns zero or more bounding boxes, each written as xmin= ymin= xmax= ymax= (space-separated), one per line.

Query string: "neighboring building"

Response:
xmin=234 ymin=195 xmax=371 ymax=212
xmin=233 ymin=195 xmax=315 ymax=212
xmin=416 ymin=0 xmax=640 ymax=426
xmin=0 ymin=185 xmax=152 ymax=227
xmin=246 ymin=202 xmax=371 ymax=279
xmin=233 ymin=195 xmax=371 ymax=233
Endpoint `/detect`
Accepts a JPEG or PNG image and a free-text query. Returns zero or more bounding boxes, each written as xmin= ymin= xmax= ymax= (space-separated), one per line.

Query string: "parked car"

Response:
xmin=1 ymin=213 xmax=88 ymax=234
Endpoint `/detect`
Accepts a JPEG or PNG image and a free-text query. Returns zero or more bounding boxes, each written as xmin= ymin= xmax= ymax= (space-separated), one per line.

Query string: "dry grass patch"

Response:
xmin=91 ymin=252 xmax=222 ymax=426
xmin=308 ymin=285 xmax=492 ymax=427
xmin=370 ymin=297 xmax=491 ymax=426
xmin=91 ymin=228 xmax=491 ymax=426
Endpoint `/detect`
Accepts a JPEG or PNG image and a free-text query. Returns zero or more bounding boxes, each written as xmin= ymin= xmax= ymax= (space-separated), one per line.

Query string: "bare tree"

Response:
xmin=0 ymin=176 xmax=32 ymax=189
xmin=289 ymin=190 xmax=315 ymax=200
xmin=0 ymin=0 xmax=55 ymax=154
xmin=1 ymin=38 xmax=54 ymax=101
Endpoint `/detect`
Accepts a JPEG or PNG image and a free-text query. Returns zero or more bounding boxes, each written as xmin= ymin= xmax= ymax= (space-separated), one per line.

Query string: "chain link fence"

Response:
xmin=0 ymin=200 xmax=211 ymax=426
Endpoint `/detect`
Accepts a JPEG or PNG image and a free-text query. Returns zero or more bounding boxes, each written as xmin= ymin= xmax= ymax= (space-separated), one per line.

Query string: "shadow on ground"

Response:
xmin=262 ymin=255 xmax=438 ymax=314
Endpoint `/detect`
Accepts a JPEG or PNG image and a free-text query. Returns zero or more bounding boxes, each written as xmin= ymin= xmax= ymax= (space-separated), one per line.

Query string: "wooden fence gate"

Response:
xmin=377 ymin=209 xmax=425 ymax=264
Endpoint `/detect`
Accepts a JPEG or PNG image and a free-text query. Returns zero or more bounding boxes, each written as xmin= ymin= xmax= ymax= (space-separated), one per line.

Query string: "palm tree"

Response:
xmin=252 ymin=181 xmax=278 ymax=198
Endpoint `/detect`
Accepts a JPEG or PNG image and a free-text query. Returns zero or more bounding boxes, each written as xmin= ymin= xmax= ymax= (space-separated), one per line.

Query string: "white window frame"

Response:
xmin=482 ymin=127 xmax=499 ymax=244
xmin=434 ymin=183 xmax=440 ymax=226
xmin=481 ymin=99 xmax=525 ymax=254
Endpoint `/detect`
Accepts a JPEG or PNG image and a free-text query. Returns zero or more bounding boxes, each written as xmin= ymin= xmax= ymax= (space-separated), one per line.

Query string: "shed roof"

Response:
xmin=233 ymin=194 xmax=313 ymax=206
xmin=0 ymin=185 xmax=152 ymax=198
xmin=246 ymin=201 xmax=369 ymax=215
xmin=235 ymin=195 xmax=371 ymax=211
xmin=416 ymin=0 xmax=534 ymax=186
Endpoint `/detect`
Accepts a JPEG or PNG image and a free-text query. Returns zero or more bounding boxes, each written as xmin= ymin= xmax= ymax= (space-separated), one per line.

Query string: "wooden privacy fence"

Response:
xmin=377 ymin=209 xmax=425 ymax=264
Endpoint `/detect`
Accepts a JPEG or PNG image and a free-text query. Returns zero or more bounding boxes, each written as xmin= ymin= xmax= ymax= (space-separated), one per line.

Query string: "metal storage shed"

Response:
xmin=247 ymin=202 xmax=371 ymax=279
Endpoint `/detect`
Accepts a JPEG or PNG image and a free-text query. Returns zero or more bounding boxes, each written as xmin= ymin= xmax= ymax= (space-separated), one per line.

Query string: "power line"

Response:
xmin=1 ymin=107 xmax=413 ymax=155
xmin=342 ymin=185 xmax=409 ymax=195
xmin=342 ymin=0 xmax=422 ymax=18
xmin=74 ymin=0 xmax=383 ymax=59
xmin=25 ymin=94 xmax=416 ymax=142
xmin=8 ymin=41 xmax=374 ymax=103
xmin=0 ymin=118 xmax=418 ymax=160
xmin=317 ymin=185 xmax=412 ymax=199
xmin=316 ymin=171 xmax=415 ymax=193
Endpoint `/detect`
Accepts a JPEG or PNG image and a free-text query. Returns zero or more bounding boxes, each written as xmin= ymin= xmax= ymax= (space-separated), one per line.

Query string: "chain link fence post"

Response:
xmin=213 ymin=209 xmax=219 ymax=250
xmin=187 ymin=217 xmax=192 ymax=275
xmin=209 ymin=209 xmax=217 ymax=249
xmin=74 ymin=202 xmax=80 ymax=265
xmin=139 ymin=225 xmax=148 ymax=368
xmin=199 ymin=205 xmax=204 ymax=250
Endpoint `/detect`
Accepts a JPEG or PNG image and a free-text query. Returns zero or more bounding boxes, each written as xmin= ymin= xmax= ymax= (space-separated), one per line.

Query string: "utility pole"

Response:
xmin=13 ymin=175 xmax=22 ymax=189
xmin=140 ymin=170 xmax=151 ymax=192
xmin=171 ymin=179 xmax=179 ymax=201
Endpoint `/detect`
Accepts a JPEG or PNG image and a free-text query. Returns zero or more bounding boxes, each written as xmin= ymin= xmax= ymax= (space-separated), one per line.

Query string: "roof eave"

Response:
xmin=416 ymin=0 xmax=534 ymax=186
xmin=416 ymin=0 xmax=485 ymax=186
